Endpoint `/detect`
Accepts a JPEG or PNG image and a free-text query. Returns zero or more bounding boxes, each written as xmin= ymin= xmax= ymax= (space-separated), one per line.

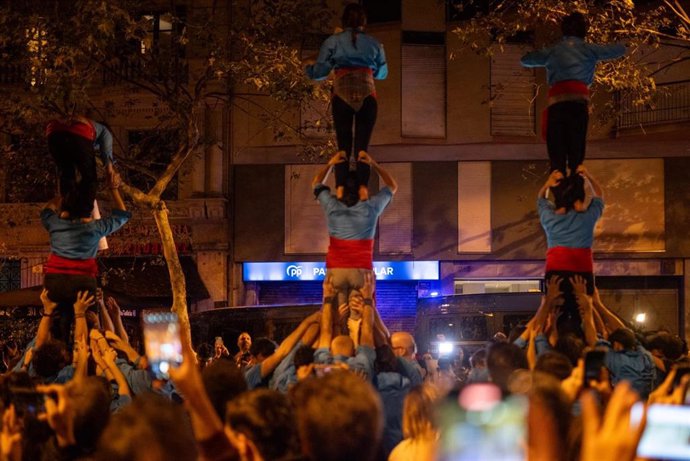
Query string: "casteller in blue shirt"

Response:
xmin=306 ymin=29 xmax=388 ymax=81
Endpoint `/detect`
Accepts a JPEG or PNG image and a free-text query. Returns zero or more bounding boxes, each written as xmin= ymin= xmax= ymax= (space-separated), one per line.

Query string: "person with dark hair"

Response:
xmin=291 ymin=370 xmax=383 ymax=461
xmin=467 ymin=349 xmax=489 ymax=383
xmin=311 ymin=151 xmax=397 ymax=310
xmin=234 ymin=332 xmax=252 ymax=368
xmin=537 ymin=166 xmax=604 ymax=331
xmin=201 ymin=359 xmax=248 ymax=420
xmin=305 ymin=3 xmax=388 ymax=201
xmin=534 ymin=351 xmax=573 ymax=381
xmin=486 ymin=342 xmax=529 ymax=394
xmin=521 ymin=11 xmax=625 ymax=175
xmin=225 ymin=389 xmax=301 ymax=461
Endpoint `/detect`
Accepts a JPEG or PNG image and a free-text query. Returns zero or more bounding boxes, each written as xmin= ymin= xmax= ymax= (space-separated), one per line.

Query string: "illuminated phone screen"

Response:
xmin=633 ymin=403 xmax=690 ymax=460
xmin=142 ymin=310 xmax=183 ymax=380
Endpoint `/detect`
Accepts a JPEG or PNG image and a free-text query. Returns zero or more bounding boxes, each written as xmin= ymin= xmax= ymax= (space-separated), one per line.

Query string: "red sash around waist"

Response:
xmin=545 ymin=247 xmax=593 ymax=273
xmin=46 ymin=120 xmax=96 ymax=141
xmin=44 ymin=253 xmax=98 ymax=277
xmin=326 ymin=237 xmax=374 ymax=270
xmin=541 ymin=80 xmax=590 ymax=141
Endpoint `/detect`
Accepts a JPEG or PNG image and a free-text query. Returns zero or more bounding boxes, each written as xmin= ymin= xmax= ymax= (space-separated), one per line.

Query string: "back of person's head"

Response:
xmin=561 ymin=11 xmax=588 ymax=39
xmin=529 ymin=372 xmax=572 ymax=455
xmin=250 ymin=337 xmax=277 ymax=361
xmin=554 ymin=333 xmax=585 ymax=366
xmin=226 ymin=389 xmax=300 ymax=460
xmin=294 ymin=345 xmax=316 ymax=369
xmin=62 ymin=189 xmax=93 ymax=218
xmin=648 ymin=332 xmax=684 ymax=361
xmin=339 ymin=172 xmax=360 ymax=207
xmin=487 ymin=342 xmax=528 ymax=393
xmin=342 ymin=3 xmax=367 ymax=29
xmin=535 ymin=351 xmax=573 ymax=381
xmin=68 ymin=376 xmax=112 ymax=452
xmin=291 ymin=370 xmax=383 ymax=461
xmin=552 ymin=174 xmax=585 ymax=211
xmin=331 ymin=335 xmax=355 ymax=357
xmin=402 ymin=385 xmax=439 ymax=439
xmin=33 ymin=339 xmax=67 ymax=378
xmin=375 ymin=344 xmax=398 ymax=374
xmin=202 ymin=359 xmax=248 ymax=420
xmin=196 ymin=342 xmax=214 ymax=365
xmin=96 ymin=394 xmax=197 ymax=461
xmin=609 ymin=328 xmax=637 ymax=350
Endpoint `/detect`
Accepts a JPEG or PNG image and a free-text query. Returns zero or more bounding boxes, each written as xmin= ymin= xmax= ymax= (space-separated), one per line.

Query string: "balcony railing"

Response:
xmin=617 ymin=79 xmax=690 ymax=130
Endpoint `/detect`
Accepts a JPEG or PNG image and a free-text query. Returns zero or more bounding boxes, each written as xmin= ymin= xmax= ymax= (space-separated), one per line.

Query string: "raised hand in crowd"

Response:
xmin=580 ymin=382 xmax=645 ymax=461
xmin=1 ymin=405 xmax=21 ymax=461
xmin=74 ymin=290 xmax=94 ymax=344
xmin=648 ymin=366 xmax=690 ymax=405
xmin=36 ymin=289 xmax=58 ymax=349
xmin=37 ymin=384 xmax=76 ymax=448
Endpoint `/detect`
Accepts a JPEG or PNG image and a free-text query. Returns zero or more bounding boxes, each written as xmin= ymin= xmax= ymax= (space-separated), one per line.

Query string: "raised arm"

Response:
xmin=358 ymin=152 xmax=397 ymax=194
xmin=96 ymin=289 xmax=115 ymax=333
xmin=106 ymin=296 xmax=130 ymax=344
xmin=571 ymin=276 xmax=598 ymax=347
xmin=358 ymin=272 xmax=376 ymax=349
xmin=73 ymin=291 xmax=94 ymax=344
xmin=577 ymin=165 xmax=603 ymax=198
xmin=261 ymin=310 xmax=321 ymax=378
xmin=311 ymin=152 xmax=345 ymax=188
xmin=592 ymin=287 xmax=626 ymax=335
xmin=108 ymin=174 xmax=126 ymax=211
xmin=538 ymin=170 xmax=563 ymax=200
xmin=36 ymin=289 xmax=58 ymax=349
xmin=318 ymin=274 xmax=337 ymax=349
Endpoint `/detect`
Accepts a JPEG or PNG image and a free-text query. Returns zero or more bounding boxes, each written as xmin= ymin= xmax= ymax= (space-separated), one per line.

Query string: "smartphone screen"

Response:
xmin=633 ymin=403 xmax=690 ymax=460
xmin=584 ymin=350 xmax=606 ymax=387
xmin=142 ymin=310 xmax=183 ymax=380
xmin=439 ymin=383 xmax=527 ymax=461
xmin=9 ymin=387 xmax=47 ymax=418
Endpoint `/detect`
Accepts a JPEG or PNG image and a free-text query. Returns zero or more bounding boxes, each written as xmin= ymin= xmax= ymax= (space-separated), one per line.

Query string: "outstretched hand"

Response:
xmin=40 ymin=289 xmax=58 ymax=315
xmin=327 ymin=151 xmax=346 ymax=166
xmin=73 ymin=291 xmax=95 ymax=315
xmin=322 ymin=273 xmax=337 ymax=300
xmin=37 ymin=384 xmax=76 ymax=448
xmin=1 ymin=405 xmax=22 ymax=461
xmin=357 ymin=151 xmax=374 ymax=165
xmin=546 ymin=170 xmax=564 ymax=187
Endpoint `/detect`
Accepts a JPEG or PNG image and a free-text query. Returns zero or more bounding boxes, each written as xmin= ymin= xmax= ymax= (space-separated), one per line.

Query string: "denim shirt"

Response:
xmin=317 ymin=187 xmax=393 ymax=240
xmin=93 ymin=122 xmax=114 ymax=165
xmin=521 ymin=36 xmax=626 ymax=86
xmin=538 ymin=197 xmax=604 ymax=248
xmin=306 ymin=29 xmax=388 ymax=81
xmin=598 ymin=340 xmax=655 ymax=399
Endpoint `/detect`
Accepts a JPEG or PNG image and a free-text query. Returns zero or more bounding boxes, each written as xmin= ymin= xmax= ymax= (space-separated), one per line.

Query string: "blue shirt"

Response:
xmin=244 ymin=364 xmax=268 ymax=390
xmin=538 ymin=197 xmax=604 ymax=248
xmin=317 ymin=187 xmax=393 ymax=240
xmin=521 ymin=37 xmax=625 ymax=86
xmin=376 ymin=371 xmax=411 ymax=456
xmin=306 ymin=29 xmax=388 ymax=81
xmin=598 ymin=340 xmax=655 ymax=399
xmin=93 ymin=122 xmax=114 ymax=165
xmin=314 ymin=345 xmax=376 ymax=381
xmin=41 ymin=208 xmax=132 ymax=259
xmin=269 ymin=342 xmax=302 ymax=394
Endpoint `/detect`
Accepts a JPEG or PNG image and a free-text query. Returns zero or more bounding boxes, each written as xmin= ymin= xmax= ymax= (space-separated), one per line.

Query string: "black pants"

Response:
xmin=546 ymin=101 xmax=589 ymax=175
xmin=44 ymin=273 xmax=97 ymax=343
xmin=48 ymin=131 xmax=97 ymax=218
xmin=545 ymin=270 xmax=594 ymax=336
xmin=332 ymin=95 xmax=377 ymax=188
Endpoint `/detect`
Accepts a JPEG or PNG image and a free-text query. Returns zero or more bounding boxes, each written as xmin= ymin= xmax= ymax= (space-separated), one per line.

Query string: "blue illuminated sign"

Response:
xmin=243 ymin=261 xmax=439 ymax=282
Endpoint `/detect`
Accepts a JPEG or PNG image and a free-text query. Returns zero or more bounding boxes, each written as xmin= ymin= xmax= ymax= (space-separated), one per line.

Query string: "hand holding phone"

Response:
xmin=142 ymin=310 xmax=183 ymax=380
xmin=584 ymin=350 xmax=607 ymax=388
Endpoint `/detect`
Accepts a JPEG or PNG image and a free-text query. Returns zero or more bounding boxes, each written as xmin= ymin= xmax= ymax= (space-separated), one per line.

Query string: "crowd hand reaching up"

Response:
xmin=322 ymin=273 xmax=337 ymax=301
xmin=580 ymin=381 xmax=645 ymax=461
xmin=37 ymin=384 xmax=76 ymax=448
xmin=544 ymin=275 xmax=563 ymax=305
xmin=648 ymin=367 xmax=690 ymax=405
xmin=1 ymin=405 xmax=21 ymax=461
xmin=546 ymin=170 xmax=564 ymax=188
xmin=40 ymin=289 xmax=58 ymax=316
xmin=359 ymin=271 xmax=375 ymax=302
xmin=327 ymin=151 xmax=346 ymax=166
xmin=73 ymin=291 xmax=95 ymax=316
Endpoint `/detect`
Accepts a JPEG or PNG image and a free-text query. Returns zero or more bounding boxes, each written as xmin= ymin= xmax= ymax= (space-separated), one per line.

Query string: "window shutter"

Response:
xmin=379 ymin=163 xmax=412 ymax=254
xmin=490 ymin=45 xmax=536 ymax=137
xmin=402 ymin=44 xmax=446 ymax=138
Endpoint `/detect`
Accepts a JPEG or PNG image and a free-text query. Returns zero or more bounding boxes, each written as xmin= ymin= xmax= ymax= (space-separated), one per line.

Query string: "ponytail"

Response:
xmin=342 ymin=3 xmax=367 ymax=49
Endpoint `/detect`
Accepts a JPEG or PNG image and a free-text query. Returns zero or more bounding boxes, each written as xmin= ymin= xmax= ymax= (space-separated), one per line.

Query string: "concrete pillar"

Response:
xmin=196 ymin=251 xmax=228 ymax=306
xmin=205 ymin=104 xmax=224 ymax=196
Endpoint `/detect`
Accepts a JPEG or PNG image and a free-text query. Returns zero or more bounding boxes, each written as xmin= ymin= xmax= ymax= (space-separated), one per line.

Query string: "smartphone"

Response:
xmin=633 ymin=403 xmax=690 ymax=460
xmin=584 ymin=350 xmax=607 ymax=387
xmin=8 ymin=387 xmax=49 ymax=417
xmin=142 ymin=310 xmax=183 ymax=380
xmin=439 ymin=383 xmax=526 ymax=461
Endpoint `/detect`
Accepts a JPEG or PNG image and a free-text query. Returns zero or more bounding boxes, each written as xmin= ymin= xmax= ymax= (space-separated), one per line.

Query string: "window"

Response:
xmin=300 ymin=33 xmax=332 ymax=139
xmin=454 ymin=279 xmax=542 ymax=295
xmin=361 ymin=0 xmax=401 ymax=24
xmin=284 ymin=165 xmax=329 ymax=254
xmin=490 ymin=44 xmax=537 ymax=136
xmin=401 ymin=32 xmax=446 ymax=138
xmin=125 ymin=130 xmax=180 ymax=200
xmin=0 ymin=260 xmax=21 ymax=292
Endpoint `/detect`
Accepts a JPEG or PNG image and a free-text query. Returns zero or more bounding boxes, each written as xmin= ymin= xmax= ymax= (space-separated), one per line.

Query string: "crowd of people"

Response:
xmin=2 ymin=4 xmax=684 ymax=461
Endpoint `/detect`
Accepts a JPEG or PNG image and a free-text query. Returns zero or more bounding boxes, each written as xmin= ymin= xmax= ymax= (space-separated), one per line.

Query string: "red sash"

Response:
xmin=541 ymin=80 xmax=590 ymax=140
xmin=545 ymin=247 xmax=593 ymax=273
xmin=44 ymin=253 xmax=98 ymax=277
xmin=46 ymin=120 xmax=96 ymax=141
xmin=326 ymin=237 xmax=374 ymax=270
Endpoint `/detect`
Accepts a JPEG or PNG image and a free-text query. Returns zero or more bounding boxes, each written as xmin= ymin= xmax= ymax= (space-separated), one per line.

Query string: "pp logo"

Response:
xmin=286 ymin=265 xmax=303 ymax=278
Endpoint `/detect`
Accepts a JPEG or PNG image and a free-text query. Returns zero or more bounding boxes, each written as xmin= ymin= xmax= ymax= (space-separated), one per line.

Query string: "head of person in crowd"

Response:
xmin=68 ymin=376 xmax=113 ymax=453
xmin=250 ymin=337 xmax=278 ymax=364
xmin=561 ymin=11 xmax=588 ymax=39
xmin=391 ymin=332 xmax=417 ymax=361
xmin=608 ymin=328 xmax=637 ymax=351
xmin=375 ymin=344 xmax=399 ymax=374
xmin=331 ymin=335 xmax=355 ymax=358
xmin=402 ymin=385 xmax=439 ymax=440
xmin=552 ymin=174 xmax=586 ymax=213
xmin=342 ymin=2 xmax=367 ymax=30
xmin=32 ymin=339 xmax=68 ymax=379
xmin=338 ymin=172 xmax=361 ymax=207
xmin=196 ymin=342 xmax=214 ymax=367
xmin=201 ymin=359 xmax=248 ymax=420
xmin=294 ymin=344 xmax=316 ymax=381
xmin=291 ymin=370 xmax=383 ymax=461
xmin=96 ymin=394 xmax=197 ymax=461
xmin=468 ymin=349 xmax=489 ymax=383
xmin=528 ymin=372 xmax=573 ymax=460
xmin=535 ymin=351 xmax=574 ymax=381
xmin=225 ymin=389 xmax=301 ymax=461
xmin=237 ymin=332 xmax=252 ymax=354
xmin=648 ymin=331 xmax=684 ymax=361
xmin=554 ymin=333 xmax=585 ymax=367
xmin=487 ymin=342 xmax=529 ymax=394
